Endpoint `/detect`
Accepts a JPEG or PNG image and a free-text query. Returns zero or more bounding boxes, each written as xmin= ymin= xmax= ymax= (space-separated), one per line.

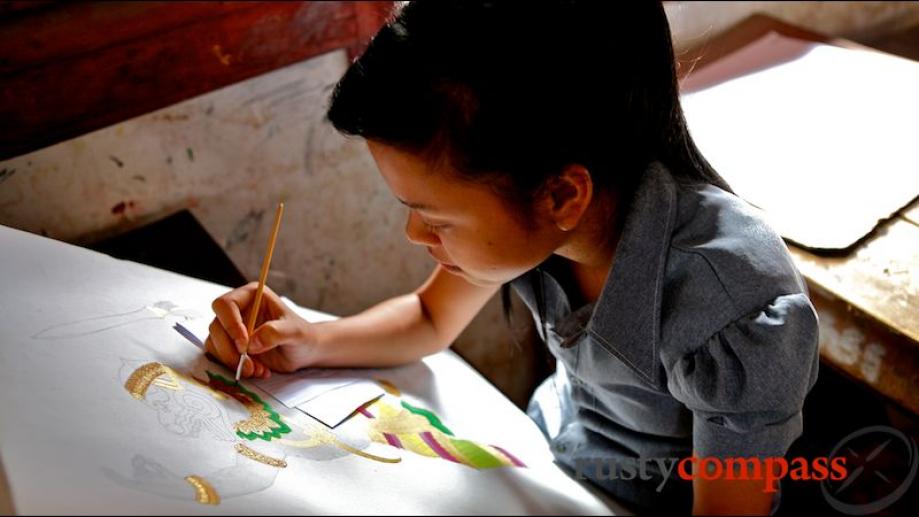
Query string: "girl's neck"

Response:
xmin=553 ymin=189 xmax=624 ymax=305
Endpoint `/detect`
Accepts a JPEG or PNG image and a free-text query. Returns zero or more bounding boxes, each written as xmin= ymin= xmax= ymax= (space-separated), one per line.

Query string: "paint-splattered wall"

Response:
xmin=0 ymin=50 xmax=545 ymax=408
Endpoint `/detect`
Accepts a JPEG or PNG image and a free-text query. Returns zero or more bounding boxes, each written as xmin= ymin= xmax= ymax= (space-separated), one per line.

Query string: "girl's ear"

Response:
xmin=541 ymin=164 xmax=593 ymax=232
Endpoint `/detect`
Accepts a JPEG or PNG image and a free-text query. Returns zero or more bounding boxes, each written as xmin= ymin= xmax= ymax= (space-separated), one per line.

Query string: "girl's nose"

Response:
xmin=404 ymin=210 xmax=440 ymax=246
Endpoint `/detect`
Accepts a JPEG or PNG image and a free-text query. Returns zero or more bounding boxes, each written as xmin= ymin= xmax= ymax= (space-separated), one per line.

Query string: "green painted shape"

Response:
xmin=206 ymin=371 xmax=291 ymax=441
xmin=400 ymin=400 xmax=453 ymax=436
xmin=450 ymin=439 xmax=505 ymax=469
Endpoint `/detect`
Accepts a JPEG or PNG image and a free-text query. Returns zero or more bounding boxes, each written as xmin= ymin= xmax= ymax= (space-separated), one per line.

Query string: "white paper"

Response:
xmin=296 ymin=381 xmax=384 ymax=428
xmin=253 ymin=369 xmax=379 ymax=409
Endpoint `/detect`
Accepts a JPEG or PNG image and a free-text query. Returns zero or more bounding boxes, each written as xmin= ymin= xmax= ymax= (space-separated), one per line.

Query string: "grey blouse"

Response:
xmin=511 ymin=162 xmax=820 ymax=513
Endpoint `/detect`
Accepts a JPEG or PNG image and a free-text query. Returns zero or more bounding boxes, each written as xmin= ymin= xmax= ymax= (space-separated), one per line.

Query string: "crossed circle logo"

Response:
xmin=822 ymin=425 xmax=918 ymax=515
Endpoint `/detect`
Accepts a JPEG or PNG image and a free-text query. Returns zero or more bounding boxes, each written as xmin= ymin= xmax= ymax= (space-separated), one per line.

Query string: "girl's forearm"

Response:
xmin=307 ymin=293 xmax=447 ymax=368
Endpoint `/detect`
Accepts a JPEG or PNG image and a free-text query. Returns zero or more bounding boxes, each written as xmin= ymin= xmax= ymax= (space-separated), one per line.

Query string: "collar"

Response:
xmin=584 ymin=161 xmax=678 ymax=386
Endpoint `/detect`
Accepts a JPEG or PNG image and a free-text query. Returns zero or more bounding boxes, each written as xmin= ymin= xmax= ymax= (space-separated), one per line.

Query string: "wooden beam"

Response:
xmin=0 ymin=1 xmax=392 ymax=160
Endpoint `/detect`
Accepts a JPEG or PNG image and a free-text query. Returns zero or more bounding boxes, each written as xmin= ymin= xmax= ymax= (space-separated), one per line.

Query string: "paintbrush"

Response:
xmin=236 ymin=201 xmax=284 ymax=381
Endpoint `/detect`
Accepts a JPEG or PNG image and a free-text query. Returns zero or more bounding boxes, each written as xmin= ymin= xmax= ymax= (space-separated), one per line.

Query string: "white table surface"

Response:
xmin=0 ymin=224 xmax=623 ymax=515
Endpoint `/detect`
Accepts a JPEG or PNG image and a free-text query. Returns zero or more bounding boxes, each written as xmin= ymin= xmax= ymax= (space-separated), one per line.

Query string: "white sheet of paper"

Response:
xmin=253 ymin=369 xmax=380 ymax=409
xmin=296 ymin=381 xmax=384 ymax=428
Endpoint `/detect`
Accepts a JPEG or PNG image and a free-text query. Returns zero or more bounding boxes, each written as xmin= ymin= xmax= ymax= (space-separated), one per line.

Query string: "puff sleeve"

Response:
xmin=666 ymin=293 xmax=820 ymax=459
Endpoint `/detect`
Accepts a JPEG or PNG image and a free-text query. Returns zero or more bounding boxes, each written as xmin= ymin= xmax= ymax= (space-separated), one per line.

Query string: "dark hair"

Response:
xmin=326 ymin=0 xmax=732 ymax=323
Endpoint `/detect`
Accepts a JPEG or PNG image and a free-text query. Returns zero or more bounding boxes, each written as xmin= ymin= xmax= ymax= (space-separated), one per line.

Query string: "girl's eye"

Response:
xmin=423 ymin=220 xmax=450 ymax=231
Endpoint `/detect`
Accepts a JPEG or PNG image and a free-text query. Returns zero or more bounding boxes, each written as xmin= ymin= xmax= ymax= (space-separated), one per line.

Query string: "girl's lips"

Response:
xmin=427 ymin=248 xmax=461 ymax=271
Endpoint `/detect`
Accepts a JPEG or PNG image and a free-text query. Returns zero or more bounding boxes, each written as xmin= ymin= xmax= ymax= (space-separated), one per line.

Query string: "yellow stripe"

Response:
xmin=376 ymin=401 xmax=400 ymax=418
xmin=432 ymin=432 xmax=470 ymax=465
xmin=478 ymin=444 xmax=515 ymax=467
xmin=396 ymin=432 xmax=439 ymax=458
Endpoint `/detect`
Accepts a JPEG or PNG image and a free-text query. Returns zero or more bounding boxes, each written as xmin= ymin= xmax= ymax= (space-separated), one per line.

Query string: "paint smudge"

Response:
xmin=111 ymin=200 xmax=136 ymax=215
xmin=109 ymin=155 xmax=124 ymax=168
xmin=0 ymin=168 xmax=15 ymax=183
xmin=212 ymin=44 xmax=232 ymax=66
xmin=157 ymin=113 xmax=190 ymax=122
xmin=225 ymin=209 xmax=264 ymax=250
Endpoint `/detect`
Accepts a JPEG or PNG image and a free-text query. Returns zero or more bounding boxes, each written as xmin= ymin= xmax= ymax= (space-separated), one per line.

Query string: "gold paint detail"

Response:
xmin=202 ymin=372 xmax=290 ymax=440
xmin=375 ymin=378 xmax=401 ymax=396
xmin=235 ymin=403 xmax=278 ymax=438
xmin=281 ymin=420 xmax=401 ymax=464
xmin=184 ymin=475 xmax=220 ymax=505
xmin=124 ymin=362 xmax=183 ymax=400
xmin=235 ymin=443 xmax=287 ymax=468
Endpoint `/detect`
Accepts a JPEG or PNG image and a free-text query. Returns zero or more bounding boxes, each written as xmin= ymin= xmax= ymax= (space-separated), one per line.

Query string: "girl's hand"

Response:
xmin=205 ymin=282 xmax=318 ymax=378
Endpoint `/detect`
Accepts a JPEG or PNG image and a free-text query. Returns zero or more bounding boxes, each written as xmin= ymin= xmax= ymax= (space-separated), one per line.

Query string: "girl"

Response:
xmin=205 ymin=2 xmax=820 ymax=514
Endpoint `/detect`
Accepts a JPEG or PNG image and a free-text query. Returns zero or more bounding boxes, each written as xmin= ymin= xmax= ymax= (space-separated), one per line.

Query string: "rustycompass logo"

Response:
xmin=822 ymin=426 xmax=918 ymax=515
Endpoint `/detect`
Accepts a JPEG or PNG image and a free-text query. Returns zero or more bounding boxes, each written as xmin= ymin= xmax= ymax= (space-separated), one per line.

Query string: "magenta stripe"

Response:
xmin=420 ymin=432 xmax=461 ymax=463
xmin=358 ymin=407 xmax=374 ymax=418
xmin=490 ymin=445 xmax=526 ymax=468
xmin=383 ymin=433 xmax=402 ymax=448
